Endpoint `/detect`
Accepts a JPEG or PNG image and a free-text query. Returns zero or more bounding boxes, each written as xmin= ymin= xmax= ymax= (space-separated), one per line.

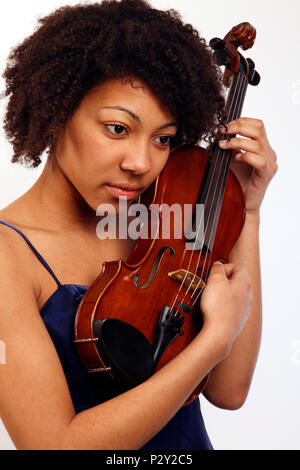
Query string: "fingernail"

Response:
xmin=219 ymin=140 xmax=228 ymax=147
xmin=235 ymin=153 xmax=242 ymax=160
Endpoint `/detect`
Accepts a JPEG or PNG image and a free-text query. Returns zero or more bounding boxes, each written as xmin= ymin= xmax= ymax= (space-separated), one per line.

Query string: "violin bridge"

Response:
xmin=168 ymin=269 xmax=206 ymax=291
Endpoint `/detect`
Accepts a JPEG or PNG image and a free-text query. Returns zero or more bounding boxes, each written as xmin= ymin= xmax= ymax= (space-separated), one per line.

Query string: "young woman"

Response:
xmin=0 ymin=0 xmax=277 ymax=450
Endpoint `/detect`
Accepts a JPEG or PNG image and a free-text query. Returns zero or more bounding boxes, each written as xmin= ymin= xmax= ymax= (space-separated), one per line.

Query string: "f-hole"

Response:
xmin=133 ymin=246 xmax=175 ymax=289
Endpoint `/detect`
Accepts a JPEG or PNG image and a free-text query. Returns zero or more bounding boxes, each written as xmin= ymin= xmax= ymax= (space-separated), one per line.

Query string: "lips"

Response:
xmin=106 ymin=184 xmax=141 ymax=201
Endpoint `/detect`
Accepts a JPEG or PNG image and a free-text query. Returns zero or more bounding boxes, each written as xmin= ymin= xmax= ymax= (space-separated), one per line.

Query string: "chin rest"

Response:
xmin=93 ymin=318 xmax=154 ymax=389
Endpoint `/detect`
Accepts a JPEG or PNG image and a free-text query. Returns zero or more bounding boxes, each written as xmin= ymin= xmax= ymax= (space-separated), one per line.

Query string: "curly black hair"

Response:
xmin=2 ymin=0 xmax=225 ymax=168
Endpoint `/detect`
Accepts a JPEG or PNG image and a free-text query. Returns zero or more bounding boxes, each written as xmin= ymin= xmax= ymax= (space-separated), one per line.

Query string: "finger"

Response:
xmin=207 ymin=261 xmax=226 ymax=277
xmin=208 ymin=261 xmax=237 ymax=280
xmin=215 ymin=262 xmax=247 ymax=280
xmin=219 ymin=117 xmax=266 ymax=140
xmin=224 ymin=263 xmax=249 ymax=280
xmin=208 ymin=262 xmax=247 ymax=283
xmin=231 ymin=151 xmax=270 ymax=173
xmin=219 ymin=137 xmax=262 ymax=155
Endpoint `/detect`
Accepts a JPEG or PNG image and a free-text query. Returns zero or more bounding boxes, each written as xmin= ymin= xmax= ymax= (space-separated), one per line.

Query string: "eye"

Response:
xmin=106 ymin=124 xmax=127 ymax=136
xmin=154 ymin=135 xmax=171 ymax=146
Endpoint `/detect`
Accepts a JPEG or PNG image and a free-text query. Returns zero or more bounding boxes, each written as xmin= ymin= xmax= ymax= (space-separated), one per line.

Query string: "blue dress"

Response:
xmin=0 ymin=220 xmax=213 ymax=450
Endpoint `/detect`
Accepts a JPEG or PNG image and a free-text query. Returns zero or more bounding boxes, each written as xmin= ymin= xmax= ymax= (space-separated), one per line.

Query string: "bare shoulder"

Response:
xmin=0 ymin=219 xmax=40 ymax=334
xmin=0 ymin=212 xmax=41 ymax=303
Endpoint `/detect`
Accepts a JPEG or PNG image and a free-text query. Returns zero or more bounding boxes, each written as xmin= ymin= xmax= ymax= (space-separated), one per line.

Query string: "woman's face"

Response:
xmin=54 ymin=78 xmax=177 ymax=213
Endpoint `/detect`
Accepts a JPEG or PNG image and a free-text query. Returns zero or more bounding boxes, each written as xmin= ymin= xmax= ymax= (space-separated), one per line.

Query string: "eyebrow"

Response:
xmin=100 ymin=106 xmax=177 ymax=130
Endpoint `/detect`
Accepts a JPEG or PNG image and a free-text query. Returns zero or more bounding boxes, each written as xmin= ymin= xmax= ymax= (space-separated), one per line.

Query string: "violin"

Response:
xmin=74 ymin=22 xmax=261 ymax=404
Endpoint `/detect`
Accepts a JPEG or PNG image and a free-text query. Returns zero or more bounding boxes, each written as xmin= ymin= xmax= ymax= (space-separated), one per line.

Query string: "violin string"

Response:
xmin=168 ymin=71 xmax=244 ymax=314
xmin=191 ymin=71 xmax=249 ymax=307
xmin=189 ymin=71 xmax=247 ymax=303
xmin=168 ymin=70 xmax=245 ymax=314
xmin=174 ymin=71 xmax=248 ymax=313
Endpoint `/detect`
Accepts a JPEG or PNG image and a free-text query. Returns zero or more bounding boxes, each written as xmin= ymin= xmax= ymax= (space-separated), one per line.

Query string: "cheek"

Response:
xmin=69 ymin=127 xmax=103 ymax=164
xmin=59 ymin=126 xmax=111 ymax=179
xmin=153 ymin=152 xmax=170 ymax=175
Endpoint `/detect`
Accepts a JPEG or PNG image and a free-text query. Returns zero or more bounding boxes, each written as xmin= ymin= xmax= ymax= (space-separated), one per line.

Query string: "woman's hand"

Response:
xmin=200 ymin=261 xmax=252 ymax=354
xmin=219 ymin=118 xmax=278 ymax=214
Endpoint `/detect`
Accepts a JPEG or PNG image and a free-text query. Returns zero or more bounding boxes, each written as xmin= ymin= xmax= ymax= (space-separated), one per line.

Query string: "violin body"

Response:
xmin=74 ymin=145 xmax=245 ymax=402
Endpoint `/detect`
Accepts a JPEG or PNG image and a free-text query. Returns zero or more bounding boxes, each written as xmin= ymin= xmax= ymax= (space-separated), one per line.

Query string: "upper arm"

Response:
xmin=0 ymin=229 xmax=75 ymax=449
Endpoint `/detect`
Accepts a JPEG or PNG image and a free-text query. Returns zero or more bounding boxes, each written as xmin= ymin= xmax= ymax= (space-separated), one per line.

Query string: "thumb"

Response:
xmin=208 ymin=261 xmax=239 ymax=281
xmin=207 ymin=260 xmax=226 ymax=279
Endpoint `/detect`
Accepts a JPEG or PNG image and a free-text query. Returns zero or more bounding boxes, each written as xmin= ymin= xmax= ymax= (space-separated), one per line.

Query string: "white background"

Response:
xmin=0 ymin=0 xmax=299 ymax=450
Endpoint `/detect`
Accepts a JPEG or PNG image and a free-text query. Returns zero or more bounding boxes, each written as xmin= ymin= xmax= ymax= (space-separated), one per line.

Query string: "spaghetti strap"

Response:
xmin=0 ymin=220 xmax=62 ymax=287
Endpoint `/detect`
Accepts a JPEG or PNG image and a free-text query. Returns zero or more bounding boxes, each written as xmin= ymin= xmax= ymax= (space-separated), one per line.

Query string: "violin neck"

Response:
xmin=199 ymin=71 xmax=248 ymax=253
xmin=225 ymin=69 xmax=249 ymax=123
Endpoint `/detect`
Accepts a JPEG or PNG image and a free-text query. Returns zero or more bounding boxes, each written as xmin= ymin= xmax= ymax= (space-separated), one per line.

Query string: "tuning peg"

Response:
xmin=209 ymin=38 xmax=226 ymax=50
xmin=246 ymin=58 xmax=255 ymax=72
xmin=248 ymin=69 xmax=261 ymax=86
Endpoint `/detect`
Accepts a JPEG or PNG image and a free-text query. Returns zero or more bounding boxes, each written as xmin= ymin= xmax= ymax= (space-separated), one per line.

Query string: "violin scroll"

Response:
xmin=226 ymin=22 xmax=257 ymax=51
xmin=210 ymin=22 xmax=260 ymax=88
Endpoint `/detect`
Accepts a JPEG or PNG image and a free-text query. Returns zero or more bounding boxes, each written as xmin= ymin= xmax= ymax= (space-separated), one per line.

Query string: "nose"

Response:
xmin=120 ymin=139 xmax=151 ymax=175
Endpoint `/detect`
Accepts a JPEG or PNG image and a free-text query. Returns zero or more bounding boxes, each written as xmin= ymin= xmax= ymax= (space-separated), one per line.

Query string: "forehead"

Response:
xmin=82 ymin=78 xmax=175 ymax=122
